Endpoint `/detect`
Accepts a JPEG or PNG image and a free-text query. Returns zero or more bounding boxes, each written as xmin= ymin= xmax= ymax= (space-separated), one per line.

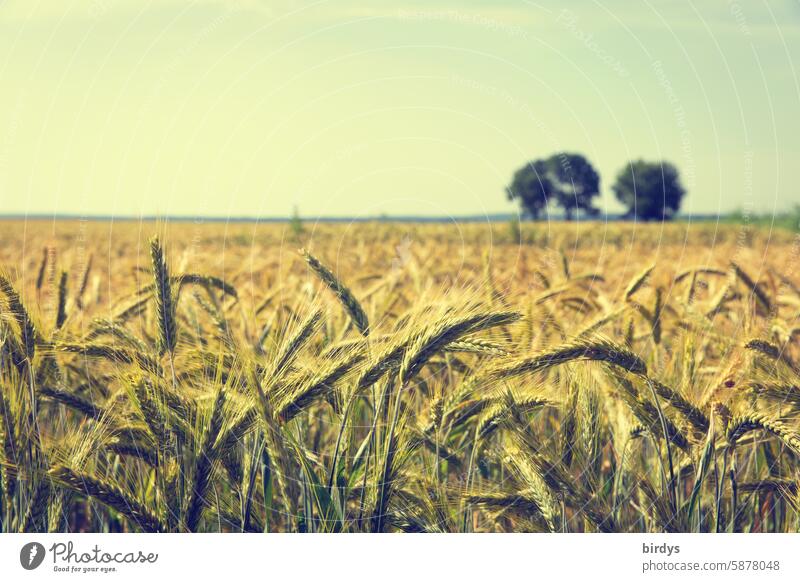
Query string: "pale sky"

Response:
xmin=1 ymin=0 xmax=799 ymax=218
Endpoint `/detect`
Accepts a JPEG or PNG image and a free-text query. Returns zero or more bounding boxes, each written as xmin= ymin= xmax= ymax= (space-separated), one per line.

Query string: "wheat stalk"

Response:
xmin=49 ymin=465 xmax=163 ymax=532
xmin=486 ymin=337 xmax=647 ymax=381
xmin=183 ymin=385 xmax=227 ymax=531
xmin=301 ymin=249 xmax=370 ymax=336
xmin=150 ymin=236 xmax=177 ymax=355
xmin=624 ymin=264 xmax=655 ymax=301
xmin=730 ymin=261 xmax=771 ymax=312
xmin=0 ymin=272 xmax=38 ymax=358
xmin=727 ymin=414 xmax=800 ymax=456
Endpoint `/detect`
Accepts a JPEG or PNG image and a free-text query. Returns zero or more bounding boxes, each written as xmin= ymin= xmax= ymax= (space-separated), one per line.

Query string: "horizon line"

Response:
xmin=0 ymin=212 xmax=754 ymax=224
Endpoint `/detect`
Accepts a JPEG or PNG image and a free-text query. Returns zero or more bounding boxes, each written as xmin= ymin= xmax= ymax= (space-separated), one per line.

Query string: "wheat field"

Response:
xmin=1 ymin=218 xmax=800 ymax=533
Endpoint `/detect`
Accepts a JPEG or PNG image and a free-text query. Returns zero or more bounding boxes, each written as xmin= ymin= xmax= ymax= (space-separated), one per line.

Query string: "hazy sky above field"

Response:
xmin=1 ymin=0 xmax=799 ymax=219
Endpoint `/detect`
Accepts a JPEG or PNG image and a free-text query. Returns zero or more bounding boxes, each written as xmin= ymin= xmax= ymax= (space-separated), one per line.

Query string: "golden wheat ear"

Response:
xmin=54 ymin=270 xmax=68 ymax=330
xmin=486 ymin=336 xmax=648 ymax=381
xmin=149 ymin=236 xmax=177 ymax=356
xmin=300 ymin=249 xmax=370 ymax=336
xmin=49 ymin=465 xmax=164 ymax=532
xmin=0 ymin=271 xmax=39 ymax=359
xmin=730 ymin=261 xmax=772 ymax=313
xmin=624 ymin=263 xmax=655 ymax=302
xmin=183 ymin=385 xmax=227 ymax=531
xmin=727 ymin=414 xmax=800 ymax=456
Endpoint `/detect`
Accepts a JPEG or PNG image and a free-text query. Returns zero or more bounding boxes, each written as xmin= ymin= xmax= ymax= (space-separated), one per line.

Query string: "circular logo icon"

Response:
xmin=20 ymin=542 xmax=46 ymax=570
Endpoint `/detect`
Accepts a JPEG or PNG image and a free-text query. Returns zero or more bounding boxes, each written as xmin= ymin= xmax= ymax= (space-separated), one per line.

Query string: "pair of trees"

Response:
xmin=506 ymin=154 xmax=686 ymax=221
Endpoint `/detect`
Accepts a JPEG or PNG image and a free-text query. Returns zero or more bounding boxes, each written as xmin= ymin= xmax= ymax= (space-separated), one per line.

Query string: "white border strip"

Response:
xmin=1 ymin=533 xmax=799 ymax=580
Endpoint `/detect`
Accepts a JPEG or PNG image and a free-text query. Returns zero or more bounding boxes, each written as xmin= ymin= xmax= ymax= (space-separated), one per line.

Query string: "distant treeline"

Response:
xmin=507 ymin=153 xmax=685 ymax=221
xmin=5 ymin=211 xmax=798 ymax=230
xmin=721 ymin=206 xmax=800 ymax=232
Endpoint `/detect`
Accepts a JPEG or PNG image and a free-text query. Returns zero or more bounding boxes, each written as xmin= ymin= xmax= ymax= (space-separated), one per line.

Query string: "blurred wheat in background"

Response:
xmin=1 ymin=219 xmax=799 ymax=533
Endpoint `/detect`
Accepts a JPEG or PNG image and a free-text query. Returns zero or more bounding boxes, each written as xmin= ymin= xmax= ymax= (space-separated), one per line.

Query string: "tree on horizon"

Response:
xmin=506 ymin=153 xmax=600 ymax=219
xmin=612 ymin=160 xmax=686 ymax=221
